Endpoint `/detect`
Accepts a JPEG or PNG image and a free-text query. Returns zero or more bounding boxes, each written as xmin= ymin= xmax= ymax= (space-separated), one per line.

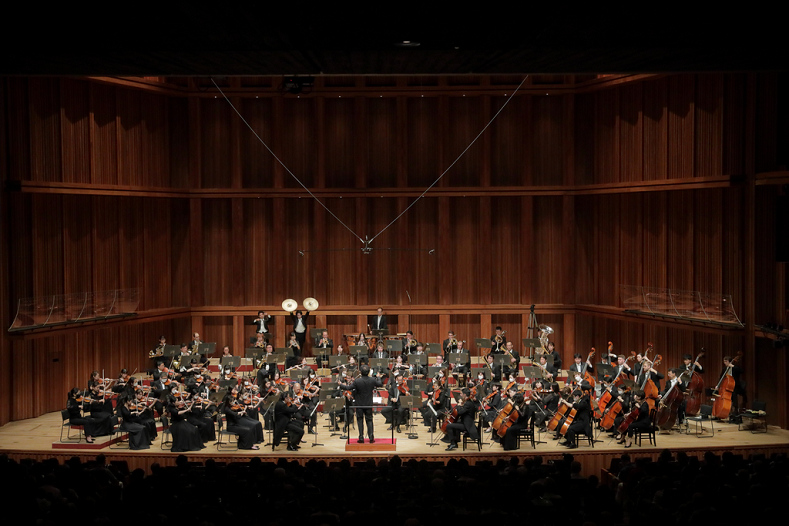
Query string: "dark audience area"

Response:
xmin=4 ymin=450 xmax=785 ymax=526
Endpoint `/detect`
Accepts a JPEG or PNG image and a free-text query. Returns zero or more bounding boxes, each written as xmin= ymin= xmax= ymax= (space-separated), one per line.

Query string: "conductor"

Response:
xmin=339 ymin=364 xmax=382 ymax=443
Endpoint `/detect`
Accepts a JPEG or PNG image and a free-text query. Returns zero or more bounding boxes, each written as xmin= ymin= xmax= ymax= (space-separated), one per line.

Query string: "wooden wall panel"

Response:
xmin=363 ymin=198 xmax=402 ymax=306
xmin=280 ymin=98 xmax=316 ymax=189
xmin=574 ymin=93 xmax=595 ymax=185
xmin=203 ymin=199 xmax=232 ymax=305
xmin=140 ymin=92 xmax=169 ymax=187
xmin=666 ymin=190 xmax=694 ymax=292
xmin=243 ymin=199 xmax=274 ymax=305
xmin=324 ymin=98 xmax=354 ymax=188
xmin=667 ymin=75 xmax=695 ymax=179
xmin=62 ymin=195 xmax=93 ymax=295
xmin=446 ymin=96 xmax=483 ymax=187
xmin=203 ymin=315 xmax=234 ymax=352
xmin=324 ymin=198 xmax=357 ymax=305
xmin=531 ymin=95 xmax=565 ymax=185
xmin=695 ymin=74 xmax=723 ymax=178
xmin=642 ymin=77 xmax=668 ymax=181
xmin=365 ymin=97 xmax=398 ymax=188
xmin=117 ymin=88 xmax=142 ymax=186
xmin=405 ymin=199 xmax=439 ymax=305
xmin=406 ymin=97 xmax=438 ymax=188
xmin=200 ymin=98 xmax=232 ymax=188
xmin=28 ymin=78 xmax=62 ymax=182
xmin=5 ymin=78 xmax=30 ymax=181
xmin=449 ymin=197 xmax=480 ymax=304
xmin=240 ymin=98 xmax=274 ymax=188
xmin=31 ymin=194 xmax=64 ymax=297
xmin=490 ymin=95 xmax=528 ymax=186
xmin=490 ymin=196 xmax=521 ymax=304
xmin=90 ymin=83 xmax=118 ymax=185
xmin=168 ymin=97 xmax=190 ymax=188
xmin=594 ymin=88 xmax=618 ymax=183
xmin=619 ymin=83 xmax=643 ymax=182
xmin=59 ymin=79 xmax=91 ymax=183
xmin=143 ymin=198 xmax=173 ymax=309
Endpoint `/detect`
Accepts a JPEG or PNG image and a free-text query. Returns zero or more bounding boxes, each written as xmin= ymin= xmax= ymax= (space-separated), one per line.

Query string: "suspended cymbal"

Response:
xmin=281 ymin=298 xmax=298 ymax=312
xmin=303 ymin=297 xmax=319 ymax=311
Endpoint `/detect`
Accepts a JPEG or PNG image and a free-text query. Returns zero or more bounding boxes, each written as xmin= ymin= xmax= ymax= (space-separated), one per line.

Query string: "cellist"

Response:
xmin=558 ymin=381 xmax=593 ymax=449
xmin=501 ymin=392 xmax=531 ymax=451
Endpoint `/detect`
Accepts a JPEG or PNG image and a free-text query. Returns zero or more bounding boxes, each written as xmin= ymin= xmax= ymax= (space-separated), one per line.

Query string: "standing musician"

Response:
xmin=402 ymin=331 xmax=418 ymax=360
xmin=371 ymin=307 xmax=388 ymax=331
xmin=382 ymin=373 xmax=408 ymax=433
xmin=490 ymin=326 xmax=507 ymax=354
xmin=443 ymin=388 xmax=479 ymax=451
xmin=502 ymin=341 xmax=521 ymax=379
xmin=252 ymin=310 xmax=272 ymax=335
xmin=302 ymin=370 xmax=321 ymax=434
xmin=636 ymin=357 xmax=664 ymax=392
xmin=557 ymin=381 xmax=593 ymax=449
xmin=338 ymin=364 xmax=383 ymax=443
xmin=680 ymin=353 xmax=703 ymax=384
xmin=289 ymin=309 xmax=310 ymax=354
xmin=546 ymin=341 xmax=563 ymax=371
xmin=612 ymin=355 xmax=634 ymax=380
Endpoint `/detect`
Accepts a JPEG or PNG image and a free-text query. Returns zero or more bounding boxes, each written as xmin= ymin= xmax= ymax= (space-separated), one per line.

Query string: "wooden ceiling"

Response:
xmin=3 ymin=7 xmax=786 ymax=75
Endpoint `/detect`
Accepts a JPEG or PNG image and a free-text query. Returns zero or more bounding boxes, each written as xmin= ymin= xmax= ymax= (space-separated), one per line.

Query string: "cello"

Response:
xmin=682 ymin=349 xmax=705 ymax=416
xmin=639 ymin=345 xmax=662 ymax=411
xmin=655 ymin=372 xmax=683 ymax=431
xmin=712 ymin=352 xmax=741 ymax=420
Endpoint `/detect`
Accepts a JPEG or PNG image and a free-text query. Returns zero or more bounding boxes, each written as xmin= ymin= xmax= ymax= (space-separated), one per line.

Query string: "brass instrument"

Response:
xmin=254 ymin=339 xmax=266 ymax=348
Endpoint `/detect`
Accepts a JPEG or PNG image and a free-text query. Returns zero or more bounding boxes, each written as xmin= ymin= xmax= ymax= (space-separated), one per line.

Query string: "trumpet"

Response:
xmin=289 ymin=340 xmax=301 ymax=349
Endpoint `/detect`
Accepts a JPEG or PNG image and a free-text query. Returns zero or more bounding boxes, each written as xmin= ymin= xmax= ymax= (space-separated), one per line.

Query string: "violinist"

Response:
xmin=422 ymin=378 xmax=448 ymax=433
xmin=444 ymin=388 xmax=479 ymax=451
xmin=221 ymin=391 xmax=261 ymax=450
xmin=557 ymin=381 xmax=592 ymax=449
xmin=166 ymin=387 xmax=205 ymax=452
xmin=186 ymin=389 xmax=217 ymax=443
xmin=273 ymin=386 xmax=305 ymax=451
xmin=620 ymin=390 xmax=650 ymax=447
xmin=501 ymin=392 xmax=531 ymax=451
xmin=118 ymin=396 xmax=152 ymax=450
xmin=502 ymin=341 xmax=521 ymax=379
xmin=87 ymin=371 xmax=114 ymax=414
xmin=383 ymin=373 xmax=408 ymax=433
xmin=66 ymin=387 xmax=113 ymax=443
xmin=132 ymin=389 xmax=158 ymax=440
xmin=302 ymin=371 xmax=321 ymax=434
xmin=113 ymin=368 xmax=131 ymax=394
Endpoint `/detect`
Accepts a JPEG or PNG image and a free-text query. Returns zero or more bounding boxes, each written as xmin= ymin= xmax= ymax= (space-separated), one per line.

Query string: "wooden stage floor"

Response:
xmin=2 ymin=410 xmax=788 ymax=475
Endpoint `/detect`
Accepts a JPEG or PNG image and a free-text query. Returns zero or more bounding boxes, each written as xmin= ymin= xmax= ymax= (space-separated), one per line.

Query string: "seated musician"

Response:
xmin=410 ymin=344 xmax=426 ymax=376
xmin=481 ymin=382 xmax=503 ymax=430
xmin=502 ymin=341 xmax=520 ymax=379
xmin=501 ymin=392 xmax=531 ymax=451
xmin=256 ymin=343 xmax=277 ymax=385
xmin=402 ymin=331 xmax=418 ymax=361
xmin=447 ymin=340 xmax=471 ymax=380
xmin=557 ymin=381 xmax=593 ymax=449
xmin=620 ymin=390 xmax=650 ymax=447
xmin=490 ymin=326 xmax=507 ymax=354
xmin=315 ymin=330 xmax=334 ymax=353
xmin=254 ymin=333 xmax=266 ymax=349
xmin=531 ymin=381 xmax=560 ymax=432
xmin=421 ymin=378 xmax=449 ymax=433
xmin=371 ymin=342 xmax=388 ymax=360
xmin=537 ymin=354 xmax=558 ymax=382
xmin=273 ymin=387 xmax=305 ymax=451
xmin=546 ymin=341 xmax=562 ymax=371
xmin=443 ymin=388 xmax=479 ymax=451
xmin=382 ymin=373 xmax=408 ymax=433
xmin=483 ymin=353 xmax=501 ymax=382
xmin=222 ymin=391 xmax=260 ymax=450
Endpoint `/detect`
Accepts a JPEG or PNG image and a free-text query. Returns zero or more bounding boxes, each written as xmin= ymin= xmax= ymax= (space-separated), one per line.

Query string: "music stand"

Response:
xmin=321 ymin=398 xmax=346 ymax=438
xmin=475 ymin=338 xmax=492 ymax=352
xmin=491 ymin=354 xmax=508 ymax=368
xmin=310 ymin=328 xmax=327 ymax=340
xmin=328 ymin=355 xmax=349 ymax=370
xmin=162 ymin=345 xmax=180 ymax=368
xmin=448 ymin=352 xmax=468 ymax=367
xmin=369 ymin=358 xmax=388 ymax=377
xmin=385 ymin=341 xmax=401 ymax=355
xmin=523 ymin=338 xmax=542 ymax=360
xmin=262 ymin=392 xmax=281 ymax=448
xmin=424 ymin=343 xmax=442 ymax=354
xmin=371 ymin=329 xmax=387 ymax=339
xmin=350 ymin=345 xmax=368 ymax=360
xmin=407 ymin=379 xmax=427 ymax=393
xmin=197 ymin=342 xmax=216 ymax=358
xmin=220 ymin=356 xmax=241 ymax=372
xmin=410 ymin=354 xmax=427 ymax=376
xmin=426 ymin=366 xmax=443 ymax=379
xmin=400 ymin=395 xmax=422 ymax=439
xmin=596 ymin=364 xmax=615 ymax=385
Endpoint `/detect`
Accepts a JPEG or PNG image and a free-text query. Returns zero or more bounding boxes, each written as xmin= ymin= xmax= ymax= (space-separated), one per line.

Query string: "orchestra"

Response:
xmin=63 ymin=309 xmax=733 ymax=454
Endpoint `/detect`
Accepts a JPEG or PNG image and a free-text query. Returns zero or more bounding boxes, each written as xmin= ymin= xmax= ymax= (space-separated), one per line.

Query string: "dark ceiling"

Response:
xmin=2 ymin=6 xmax=785 ymax=76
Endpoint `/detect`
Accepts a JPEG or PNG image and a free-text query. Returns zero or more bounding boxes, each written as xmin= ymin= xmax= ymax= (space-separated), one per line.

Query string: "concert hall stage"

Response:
xmin=1 ymin=411 xmax=787 ymax=476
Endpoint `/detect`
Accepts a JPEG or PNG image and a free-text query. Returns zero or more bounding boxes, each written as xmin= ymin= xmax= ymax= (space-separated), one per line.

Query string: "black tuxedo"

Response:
xmin=252 ymin=315 xmax=272 ymax=334
xmin=371 ymin=315 xmax=388 ymax=331
xmin=290 ymin=312 xmax=310 ymax=353
xmin=314 ymin=337 xmax=334 ymax=353
xmin=341 ymin=373 xmax=383 ymax=440
xmin=446 ymin=399 xmax=479 ymax=444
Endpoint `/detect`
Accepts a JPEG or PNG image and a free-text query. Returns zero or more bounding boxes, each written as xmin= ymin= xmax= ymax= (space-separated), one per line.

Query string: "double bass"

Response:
xmin=682 ymin=349 xmax=705 ymax=416
xmin=711 ymin=352 xmax=741 ymax=420
xmin=655 ymin=377 xmax=683 ymax=430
